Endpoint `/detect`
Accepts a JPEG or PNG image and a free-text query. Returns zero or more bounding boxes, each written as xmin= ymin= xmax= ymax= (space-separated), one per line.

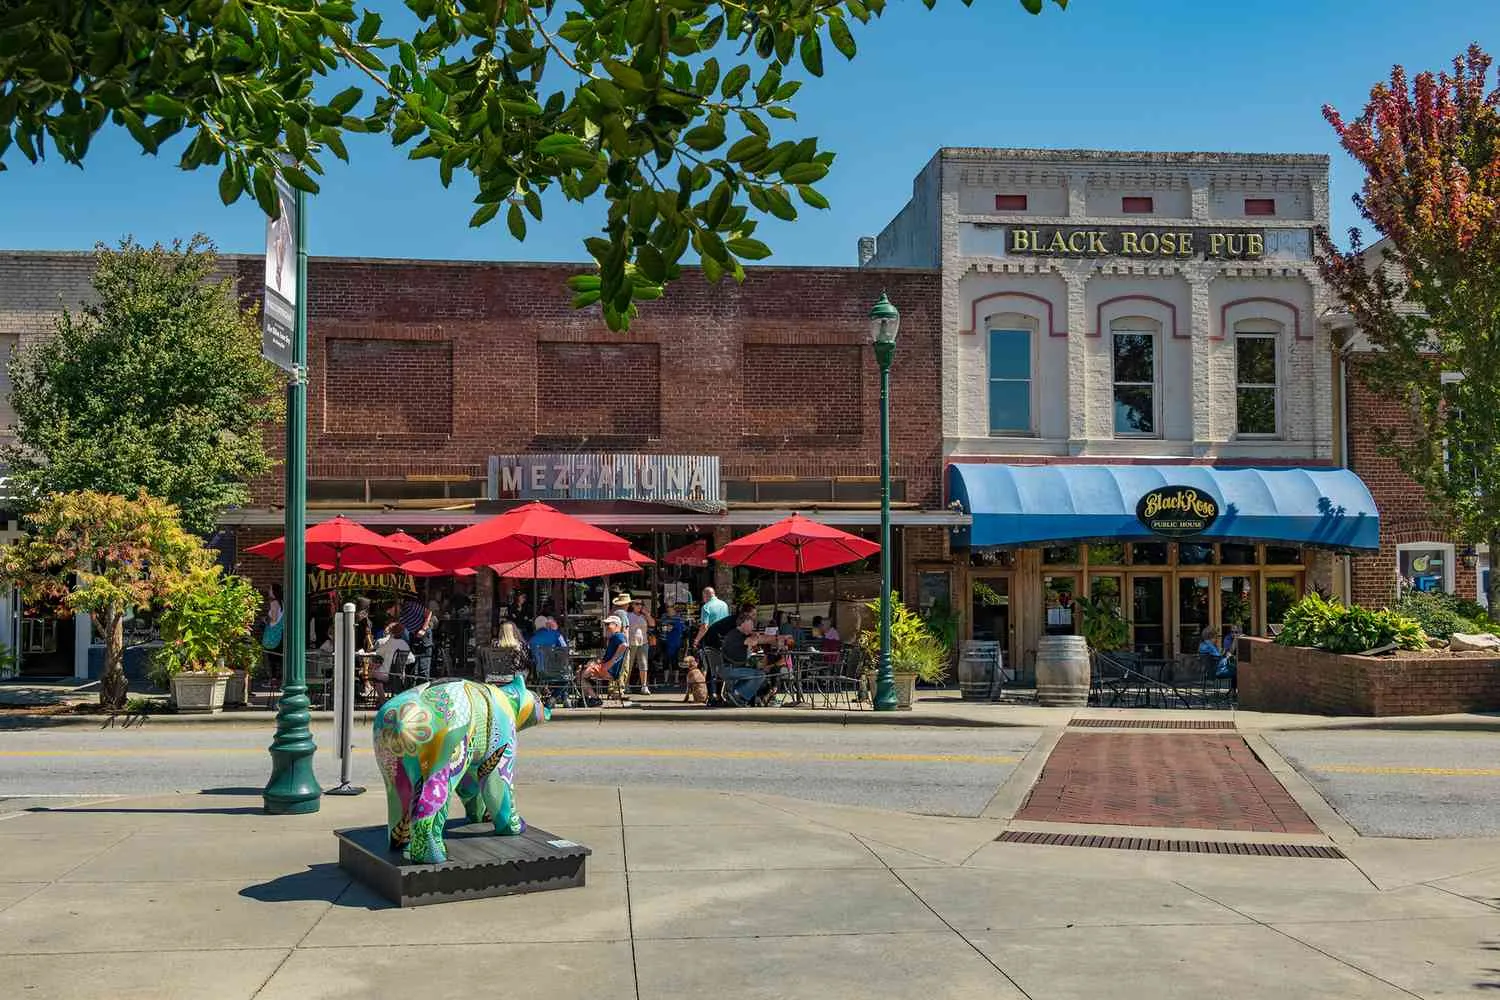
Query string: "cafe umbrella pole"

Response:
xmin=264 ymin=188 xmax=321 ymax=815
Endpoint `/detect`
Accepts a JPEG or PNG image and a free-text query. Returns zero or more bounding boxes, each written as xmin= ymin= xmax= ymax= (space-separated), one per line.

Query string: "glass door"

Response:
xmin=1130 ymin=575 xmax=1166 ymax=657
xmin=1177 ymin=575 xmax=1211 ymax=656
xmin=1043 ymin=574 xmax=1078 ymax=636
xmin=970 ymin=574 xmax=1011 ymax=660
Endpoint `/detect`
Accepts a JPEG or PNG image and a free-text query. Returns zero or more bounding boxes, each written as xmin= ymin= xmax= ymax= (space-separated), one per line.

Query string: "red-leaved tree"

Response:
xmin=1318 ymin=44 xmax=1500 ymax=606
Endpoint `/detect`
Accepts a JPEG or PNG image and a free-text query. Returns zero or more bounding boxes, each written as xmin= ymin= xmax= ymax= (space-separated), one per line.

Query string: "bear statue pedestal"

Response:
xmin=335 ymin=822 xmax=590 ymax=907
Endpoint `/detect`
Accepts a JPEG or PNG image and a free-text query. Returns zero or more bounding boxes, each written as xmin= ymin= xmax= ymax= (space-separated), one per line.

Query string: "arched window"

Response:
xmin=1235 ymin=318 xmax=1281 ymax=436
xmin=1110 ymin=318 xmax=1159 ymax=437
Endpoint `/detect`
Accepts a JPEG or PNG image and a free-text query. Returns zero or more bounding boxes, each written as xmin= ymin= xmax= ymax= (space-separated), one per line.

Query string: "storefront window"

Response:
xmin=1266 ymin=576 xmax=1299 ymax=626
xmin=969 ymin=548 xmax=1015 ymax=568
xmin=1179 ymin=543 xmax=1216 ymax=565
xmin=1131 ymin=541 xmax=1169 ymax=565
xmin=1043 ymin=575 xmax=1077 ymax=635
xmin=1090 ymin=574 xmax=1123 ymax=611
xmin=1398 ymin=544 xmax=1452 ymax=595
xmin=1043 ymin=544 xmax=1080 ymax=565
xmin=1220 ymin=543 xmax=1259 ymax=565
xmin=917 ymin=572 xmax=950 ymax=615
xmin=1220 ymin=576 xmax=1254 ymax=633
xmin=1131 ymin=577 xmax=1166 ymax=656
xmin=1265 ymin=546 xmax=1302 ymax=566
xmin=1088 ymin=541 xmax=1126 ymax=565
xmin=1177 ymin=575 xmax=1211 ymax=655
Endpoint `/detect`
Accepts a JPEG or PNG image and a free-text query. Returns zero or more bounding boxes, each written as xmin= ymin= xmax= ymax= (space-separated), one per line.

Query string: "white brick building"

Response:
xmin=864 ymin=148 xmax=1376 ymax=674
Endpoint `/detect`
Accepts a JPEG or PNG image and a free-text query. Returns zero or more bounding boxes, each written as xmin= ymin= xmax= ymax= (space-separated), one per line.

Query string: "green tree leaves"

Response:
xmin=2 ymin=238 xmax=284 ymax=535
xmin=0 ymin=0 xmax=1066 ymax=328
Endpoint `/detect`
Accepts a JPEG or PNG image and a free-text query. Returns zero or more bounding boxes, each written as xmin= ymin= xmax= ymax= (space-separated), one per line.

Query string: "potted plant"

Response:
xmin=150 ymin=568 xmax=262 ymax=714
xmin=1078 ymin=594 xmax=1130 ymax=653
xmin=860 ymin=592 xmax=950 ymax=709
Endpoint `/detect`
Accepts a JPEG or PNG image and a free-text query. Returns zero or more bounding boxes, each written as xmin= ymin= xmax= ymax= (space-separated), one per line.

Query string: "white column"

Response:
xmin=73 ymin=612 xmax=92 ymax=679
xmin=1063 ymin=265 xmax=1090 ymax=453
xmin=1187 ymin=271 xmax=1214 ymax=453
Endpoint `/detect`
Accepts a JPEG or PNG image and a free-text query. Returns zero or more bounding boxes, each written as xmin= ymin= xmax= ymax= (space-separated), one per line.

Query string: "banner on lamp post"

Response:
xmin=261 ymin=174 xmax=298 ymax=373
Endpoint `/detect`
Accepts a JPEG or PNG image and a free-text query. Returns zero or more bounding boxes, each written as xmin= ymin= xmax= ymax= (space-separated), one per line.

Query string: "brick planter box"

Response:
xmin=1238 ymin=637 xmax=1500 ymax=716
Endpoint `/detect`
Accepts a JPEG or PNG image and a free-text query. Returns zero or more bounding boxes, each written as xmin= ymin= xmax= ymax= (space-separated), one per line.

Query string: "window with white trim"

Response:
xmin=1234 ymin=319 xmax=1280 ymax=436
xmin=987 ymin=328 xmax=1032 ymax=434
xmin=1110 ymin=319 xmax=1158 ymax=436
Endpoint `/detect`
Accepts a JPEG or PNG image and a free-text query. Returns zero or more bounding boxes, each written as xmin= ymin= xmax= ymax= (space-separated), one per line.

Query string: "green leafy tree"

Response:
xmin=1318 ymin=45 xmax=1500 ymax=607
xmin=4 ymin=237 xmax=284 ymax=534
xmin=2 ymin=0 xmax=1065 ymax=328
xmin=0 ymin=491 xmax=216 ymax=709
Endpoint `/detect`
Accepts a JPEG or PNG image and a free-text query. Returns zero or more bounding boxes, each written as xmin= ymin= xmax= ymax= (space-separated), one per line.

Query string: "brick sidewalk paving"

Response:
xmin=1018 ymin=732 xmax=1319 ymax=833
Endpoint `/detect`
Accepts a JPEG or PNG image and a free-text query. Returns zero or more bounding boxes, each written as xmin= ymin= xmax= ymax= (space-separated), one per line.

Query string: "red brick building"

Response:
xmin=1338 ymin=347 xmax=1483 ymax=610
xmin=0 ymin=250 xmax=951 ymax=674
xmin=217 ymin=256 xmax=952 ymax=641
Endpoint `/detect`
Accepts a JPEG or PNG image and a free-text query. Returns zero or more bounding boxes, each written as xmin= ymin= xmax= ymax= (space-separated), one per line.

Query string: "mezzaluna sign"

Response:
xmin=1009 ymin=226 xmax=1267 ymax=259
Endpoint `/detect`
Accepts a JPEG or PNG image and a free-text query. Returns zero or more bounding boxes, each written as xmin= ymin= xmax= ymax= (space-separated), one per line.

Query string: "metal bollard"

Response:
xmin=327 ymin=602 xmax=365 ymax=796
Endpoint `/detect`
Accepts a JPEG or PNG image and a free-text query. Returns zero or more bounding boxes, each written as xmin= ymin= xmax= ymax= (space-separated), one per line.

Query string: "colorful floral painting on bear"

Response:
xmin=374 ymin=674 xmax=550 ymax=865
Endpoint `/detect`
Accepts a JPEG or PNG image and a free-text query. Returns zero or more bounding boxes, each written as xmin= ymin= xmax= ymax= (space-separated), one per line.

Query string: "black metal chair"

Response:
xmin=530 ymin=646 xmax=579 ymax=707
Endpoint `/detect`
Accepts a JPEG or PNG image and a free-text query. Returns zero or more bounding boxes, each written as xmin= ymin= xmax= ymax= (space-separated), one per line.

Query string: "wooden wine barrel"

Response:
xmin=1035 ymin=635 xmax=1091 ymax=707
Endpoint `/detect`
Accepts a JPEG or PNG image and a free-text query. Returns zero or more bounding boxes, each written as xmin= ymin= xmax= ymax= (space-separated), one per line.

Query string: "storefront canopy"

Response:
xmin=948 ymin=464 xmax=1380 ymax=551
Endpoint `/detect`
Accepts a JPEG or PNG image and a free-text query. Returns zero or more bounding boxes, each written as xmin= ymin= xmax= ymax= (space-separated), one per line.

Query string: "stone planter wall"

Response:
xmin=1238 ymin=637 xmax=1500 ymax=716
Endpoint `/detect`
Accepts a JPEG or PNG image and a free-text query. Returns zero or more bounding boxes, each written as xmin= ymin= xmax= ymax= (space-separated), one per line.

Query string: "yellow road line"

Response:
xmin=1313 ymin=764 xmax=1500 ymax=777
xmin=0 ymin=747 xmax=1018 ymax=765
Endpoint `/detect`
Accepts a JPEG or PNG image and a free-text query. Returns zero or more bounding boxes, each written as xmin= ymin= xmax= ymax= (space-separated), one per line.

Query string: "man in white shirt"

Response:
xmin=374 ymin=621 xmax=412 ymax=692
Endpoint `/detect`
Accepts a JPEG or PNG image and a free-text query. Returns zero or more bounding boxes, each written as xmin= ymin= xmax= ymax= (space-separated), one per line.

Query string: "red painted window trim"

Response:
xmin=1121 ymin=196 xmax=1154 ymax=214
xmin=1244 ymin=198 xmax=1276 ymax=216
xmin=995 ymin=194 xmax=1028 ymax=211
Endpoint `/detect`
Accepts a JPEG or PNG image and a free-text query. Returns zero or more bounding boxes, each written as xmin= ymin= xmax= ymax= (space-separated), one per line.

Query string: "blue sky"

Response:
xmin=1 ymin=0 xmax=1495 ymax=265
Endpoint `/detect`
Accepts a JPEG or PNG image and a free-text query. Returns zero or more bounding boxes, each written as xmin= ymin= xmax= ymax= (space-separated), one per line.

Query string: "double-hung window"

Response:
xmin=1111 ymin=323 xmax=1157 ymax=436
xmin=987 ymin=329 xmax=1032 ymax=434
xmin=1235 ymin=321 xmax=1279 ymax=436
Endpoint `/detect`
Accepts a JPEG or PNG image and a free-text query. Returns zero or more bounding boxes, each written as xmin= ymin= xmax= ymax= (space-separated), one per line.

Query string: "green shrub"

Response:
xmin=1393 ymin=591 xmax=1490 ymax=639
xmin=1276 ymin=593 xmax=1427 ymax=654
xmin=859 ymin=591 xmax=950 ymax=683
xmin=1078 ymin=594 xmax=1130 ymax=652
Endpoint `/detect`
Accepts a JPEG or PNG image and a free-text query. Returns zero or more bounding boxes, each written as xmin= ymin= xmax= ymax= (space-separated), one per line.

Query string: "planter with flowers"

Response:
xmin=150 ymin=568 xmax=262 ymax=714
xmin=859 ymin=592 xmax=951 ymax=709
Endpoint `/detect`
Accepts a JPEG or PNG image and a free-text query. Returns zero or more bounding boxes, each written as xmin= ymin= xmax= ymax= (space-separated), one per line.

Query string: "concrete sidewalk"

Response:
xmin=2 ymin=782 xmax=1499 ymax=999
xmin=5 ymin=683 xmax=1499 ymax=733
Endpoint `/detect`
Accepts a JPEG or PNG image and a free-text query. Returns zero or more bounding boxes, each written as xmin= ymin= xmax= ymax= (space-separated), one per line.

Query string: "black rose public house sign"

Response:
xmin=1136 ymin=486 xmax=1220 ymax=538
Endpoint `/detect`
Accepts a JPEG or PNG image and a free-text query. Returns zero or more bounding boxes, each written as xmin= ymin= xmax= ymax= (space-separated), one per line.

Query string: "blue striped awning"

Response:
xmin=948 ymin=464 xmax=1379 ymax=551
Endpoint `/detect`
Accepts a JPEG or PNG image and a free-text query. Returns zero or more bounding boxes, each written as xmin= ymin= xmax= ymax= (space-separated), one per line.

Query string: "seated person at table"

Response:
xmin=720 ymin=613 xmax=768 ymax=705
xmin=579 ymin=616 xmax=629 ymax=704
xmin=699 ymin=602 xmax=756 ymax=651
xmin=529 ymin=615 xmax=568 ymax=663
xmin=681 ymin=655 xmax=709 ymax=704
xmin=373 ymin=621 xmax=412 ymax=695
xmin=1199 ymin=625 xmax=1236 ymax=687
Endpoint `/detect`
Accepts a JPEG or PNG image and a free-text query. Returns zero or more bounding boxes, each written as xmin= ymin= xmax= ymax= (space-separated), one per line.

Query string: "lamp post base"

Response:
xmin=264 ymin=685 xmax=321 ymax=815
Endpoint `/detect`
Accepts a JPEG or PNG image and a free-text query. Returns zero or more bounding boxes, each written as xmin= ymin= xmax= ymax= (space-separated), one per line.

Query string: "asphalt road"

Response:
xmin=1269 ymin=730 xmax=1500 ymax=838
xmin=0 ymin=720 xmax=1042 ymax=818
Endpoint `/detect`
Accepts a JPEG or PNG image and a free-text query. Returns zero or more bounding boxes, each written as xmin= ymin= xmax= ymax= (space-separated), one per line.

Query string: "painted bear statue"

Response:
xmin=373 ymin=675 xmax=550 ymax=864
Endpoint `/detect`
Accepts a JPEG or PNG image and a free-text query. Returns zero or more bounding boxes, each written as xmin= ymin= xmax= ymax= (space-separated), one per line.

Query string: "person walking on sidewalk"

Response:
xmin=694 ymin=586 xmax=730 ymax=648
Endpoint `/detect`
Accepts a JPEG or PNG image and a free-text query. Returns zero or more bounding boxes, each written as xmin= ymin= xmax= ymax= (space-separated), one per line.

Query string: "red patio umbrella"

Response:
xmin=490 ymin=548 xmax=653 ymax=632
xmin=489 ymin=549 xmax=654 ymax=580
xmin=663 ymin=539 xmax=709 ymax=567
xmin=407 ymin=501 xmax=635 ymax=609
xmin=408 ymin=502 xmax=634 ymax=571
xmin=710 ymin=514 xmax=880 ymax=617
xmin=245 ymin=515 xmax=415 ymax=570
xmin=340 ymin=531 xmax=475 ymax=578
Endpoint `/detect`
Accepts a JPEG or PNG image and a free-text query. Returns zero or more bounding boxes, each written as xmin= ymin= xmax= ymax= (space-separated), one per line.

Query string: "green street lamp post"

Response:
xmin=870 ymin=292 xmax=900 ymax=712
xmin=264 ymin=188 xmax=321 ymax=815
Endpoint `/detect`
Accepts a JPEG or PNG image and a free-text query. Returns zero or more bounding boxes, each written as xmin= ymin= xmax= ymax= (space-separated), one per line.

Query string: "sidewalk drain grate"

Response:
xmin=995 ymin=830 xmax=1345 ymax=859
xmin=1068 ymin=719 xmax=1236 ymax=730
